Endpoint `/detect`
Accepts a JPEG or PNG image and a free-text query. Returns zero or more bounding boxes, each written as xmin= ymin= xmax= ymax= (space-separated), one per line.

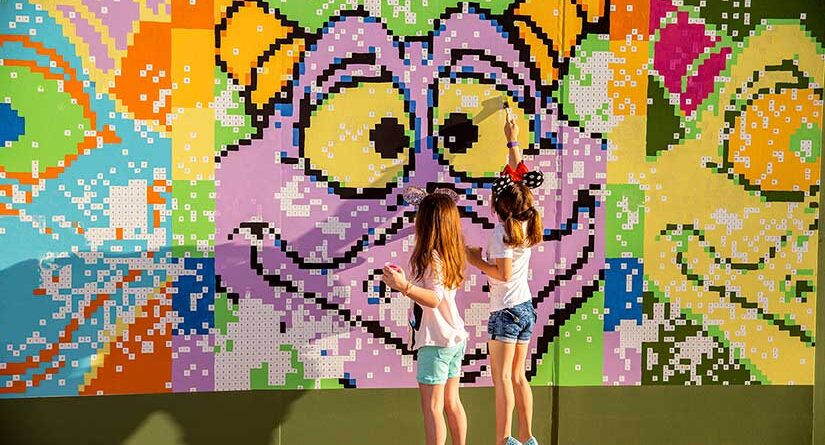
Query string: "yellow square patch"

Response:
xmin=171 ymin=29 xmax=214 ymax=108
xmin=172 ymin=108 xmax=215 ymax=180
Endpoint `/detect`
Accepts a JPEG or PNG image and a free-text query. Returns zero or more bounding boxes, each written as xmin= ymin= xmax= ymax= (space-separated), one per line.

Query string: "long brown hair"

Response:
xmin=410 ymin=193 xmax=466 ymax=289
xmin=493 ymin=182 xmax=543 ymax=247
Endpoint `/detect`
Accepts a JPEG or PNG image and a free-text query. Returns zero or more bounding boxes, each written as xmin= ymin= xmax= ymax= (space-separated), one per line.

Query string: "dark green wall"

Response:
xmin=813 ymin=130 xmax=825 ymax=445
xmin=0 ymin=385 xmax=814 ymax=445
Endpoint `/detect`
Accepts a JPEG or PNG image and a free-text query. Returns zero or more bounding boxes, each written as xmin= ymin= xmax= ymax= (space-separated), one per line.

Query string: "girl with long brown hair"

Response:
xmin=466 ymin=113 xmax=544 ymax=445
xmin=382 ymin=190 xmax=469 ymax=445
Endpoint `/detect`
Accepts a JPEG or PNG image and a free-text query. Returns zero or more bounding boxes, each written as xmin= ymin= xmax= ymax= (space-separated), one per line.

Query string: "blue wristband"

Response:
xmin=507 ymin=141 xmax=519 ymax=148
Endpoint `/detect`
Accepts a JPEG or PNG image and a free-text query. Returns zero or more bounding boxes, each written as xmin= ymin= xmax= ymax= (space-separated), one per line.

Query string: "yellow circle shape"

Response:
xmin=435 ymin=78 xmax=531 ymax=179
xmin=303 ymin=82 xmax=413 ymax=190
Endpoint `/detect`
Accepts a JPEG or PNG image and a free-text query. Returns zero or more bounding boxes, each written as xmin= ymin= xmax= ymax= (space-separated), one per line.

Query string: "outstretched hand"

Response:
xmin=504 ymin=109 xmax=519 ymax=143
xmin=504 ymin=109 xmax=521 ymax=168
xmin=465 ymin=245 xmax=484 ymax=267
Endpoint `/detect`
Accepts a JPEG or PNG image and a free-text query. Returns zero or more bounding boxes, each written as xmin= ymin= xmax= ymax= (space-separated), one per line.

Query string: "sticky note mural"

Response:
xmin=0 ymin=0 xmax=821 ymax=396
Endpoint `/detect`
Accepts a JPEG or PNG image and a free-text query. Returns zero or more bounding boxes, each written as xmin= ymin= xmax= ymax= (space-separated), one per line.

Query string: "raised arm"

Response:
xmin=504 ymin=109 xmax=521 ymax=170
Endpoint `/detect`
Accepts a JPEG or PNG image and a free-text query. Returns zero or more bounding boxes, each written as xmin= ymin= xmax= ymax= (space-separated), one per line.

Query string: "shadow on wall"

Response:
xmin=0 ymin=389 xmax=305 ymax=445
xmin=0 ymin=250 xmax=305 ymax=445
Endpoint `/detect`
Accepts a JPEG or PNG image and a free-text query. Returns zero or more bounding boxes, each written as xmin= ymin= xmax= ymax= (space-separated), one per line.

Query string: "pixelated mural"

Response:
xmin=0 ymin=0 xmax=821 ymax=397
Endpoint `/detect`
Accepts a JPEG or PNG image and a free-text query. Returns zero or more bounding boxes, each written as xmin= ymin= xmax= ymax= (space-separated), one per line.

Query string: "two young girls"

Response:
xmin=382 ymin=114 xmax=543 ymax=445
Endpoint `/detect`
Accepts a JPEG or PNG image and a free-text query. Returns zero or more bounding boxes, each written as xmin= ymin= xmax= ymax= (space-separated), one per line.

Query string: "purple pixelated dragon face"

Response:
xmin=216 ymin=10 xmax=604 ymax=388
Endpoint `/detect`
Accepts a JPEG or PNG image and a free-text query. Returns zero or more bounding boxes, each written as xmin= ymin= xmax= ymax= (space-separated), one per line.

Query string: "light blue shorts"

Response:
xmin=416 ymin=340 xmax=466 ymax=385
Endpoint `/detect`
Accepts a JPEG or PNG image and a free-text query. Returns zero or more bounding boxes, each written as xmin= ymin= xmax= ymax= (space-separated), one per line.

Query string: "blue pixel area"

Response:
xmin=0 ymin=103 xmax=24 ymax=146
xmin=172 ymin=258 xmax=215 ymax=335
xmin=604 ymin=258 xmax=643 ymax=331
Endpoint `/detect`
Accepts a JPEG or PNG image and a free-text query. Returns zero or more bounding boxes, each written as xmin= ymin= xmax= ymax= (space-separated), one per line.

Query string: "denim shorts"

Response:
xmin=488 ymin=300 xmax=537 ymax=344
xmin=416 ymin=340 xmax=466 ymax=385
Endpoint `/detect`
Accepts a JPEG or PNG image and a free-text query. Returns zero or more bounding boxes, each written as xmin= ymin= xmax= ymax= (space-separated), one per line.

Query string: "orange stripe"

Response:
xmin=84 ymin=294 xmax=110 ymax=318
xmin=31 ymin=361 xmax=63 ymax=387
xmin=3 ymin=60 xmax=94 ymax=124
xmin=0 ymin=294 xmax=110 ymax=378
xmin=147 ymin=187 xmax=165 ymax=205
xmin=0 ymin=36 xmax=91 ymax=124
xmin=0 ymin=128 xmax=120 ymax=184
xmin=0 ymin=360 xmax=65 ymax=394
xmin=123 ymin=270 xmax=141 ymax=283
xmin=0 ymin=291 xmax=124 ymax=393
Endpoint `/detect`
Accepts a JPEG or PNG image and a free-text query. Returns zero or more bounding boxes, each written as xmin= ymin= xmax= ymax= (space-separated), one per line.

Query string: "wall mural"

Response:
xmin=0 ymin=0 xmax=821 ymax=397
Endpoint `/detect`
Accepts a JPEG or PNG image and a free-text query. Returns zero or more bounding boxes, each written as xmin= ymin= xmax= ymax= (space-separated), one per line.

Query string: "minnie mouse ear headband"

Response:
xmin=492 ymin=161 xmax=544 ymax=196
xmin=402 ymin=186 xmax=460 ymax=207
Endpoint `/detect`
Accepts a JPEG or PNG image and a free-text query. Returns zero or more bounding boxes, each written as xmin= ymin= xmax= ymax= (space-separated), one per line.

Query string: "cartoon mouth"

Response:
xmin=661 ymin=225 xmax=816 ymax=346
xmin=220 ymin=185 xmax=602 ymax=383
xmin=224 ymin=184 xmax=499 ymax=270
xmin=227 ymin=184 xmax=594 ymax=269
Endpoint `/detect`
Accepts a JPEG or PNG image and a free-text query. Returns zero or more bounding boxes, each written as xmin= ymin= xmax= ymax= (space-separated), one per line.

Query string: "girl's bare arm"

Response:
xmin=467 ymin=248 xmax=513 ymax=282
xmin=382 ymin=265 xmax=442 ymax=308
xmin=404 ymin=285 xmax=442 ymax=309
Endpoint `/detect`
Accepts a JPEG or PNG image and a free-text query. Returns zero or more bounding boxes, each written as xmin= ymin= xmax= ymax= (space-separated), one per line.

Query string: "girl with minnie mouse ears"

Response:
xmin=466 ymin=111 xmax=544 ymax=445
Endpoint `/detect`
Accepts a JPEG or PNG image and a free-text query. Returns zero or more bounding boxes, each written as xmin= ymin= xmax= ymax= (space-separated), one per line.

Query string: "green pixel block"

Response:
xmin=266 ymin=0 xmax=513 ymax=35
xmin=532 ymin=289 xmax=605 ymax=386
xmin=251 ymin=345 xmax=344 ymax=390
xmin=171 ymin=180 xmax=216 ymax=258
xmin=605 ymin=184 xmax=645 ymax=258
xmin=214 ymin=67 xmax=255 ymax=152
xmin=0 ymin=66 xmax=90 ymax=173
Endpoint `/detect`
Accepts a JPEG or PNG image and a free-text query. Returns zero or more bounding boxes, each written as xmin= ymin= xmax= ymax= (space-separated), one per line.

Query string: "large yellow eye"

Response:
xmin=302 ymin=82 xmax=413 ymax=194
xmin=434 ymin=78 xmax=531 ymax=179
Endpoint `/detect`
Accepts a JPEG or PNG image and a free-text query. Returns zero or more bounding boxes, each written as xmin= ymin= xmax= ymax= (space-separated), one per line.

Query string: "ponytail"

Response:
xmin=494 ymin=184 xmax=543 ymax=248
xmin=503 ymin=212 xmax=526 ymax=247
xmin=523 ymin=207 xmax=543 ymax=247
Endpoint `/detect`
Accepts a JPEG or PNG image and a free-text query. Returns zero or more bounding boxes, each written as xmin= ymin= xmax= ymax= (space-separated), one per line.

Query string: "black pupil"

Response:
xmin=440 ymin=112 xmax=479 ymax=154
xmin=370 ymin=117 xmax=408 ymax=159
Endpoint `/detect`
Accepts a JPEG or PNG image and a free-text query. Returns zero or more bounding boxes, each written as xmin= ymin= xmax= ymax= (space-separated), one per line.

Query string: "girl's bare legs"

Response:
xmin=512 ymin=342 xmax=534 ymax=442
xmin=443 ymin=377 xmax=467 ymax=445
xmin=419 ymin=383 xmax=447 ymax=445
xmin=489 ymin=340 xmax=517 ymax=444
